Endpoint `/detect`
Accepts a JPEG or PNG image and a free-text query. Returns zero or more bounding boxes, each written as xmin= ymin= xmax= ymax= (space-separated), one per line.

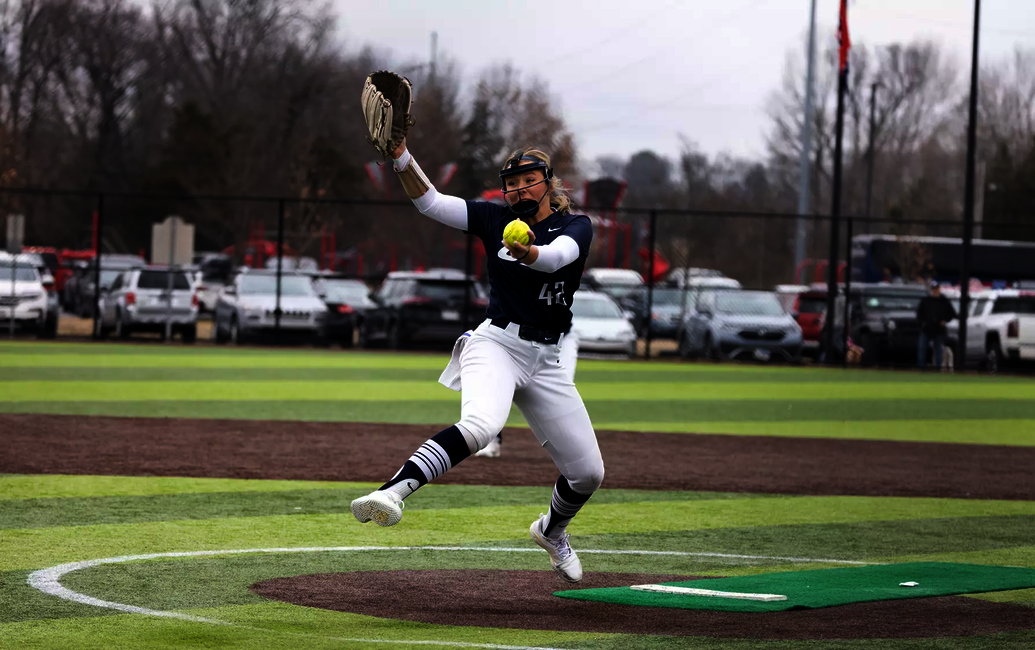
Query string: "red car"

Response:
xmin=792 ymin=290 xmax=828 ymax=350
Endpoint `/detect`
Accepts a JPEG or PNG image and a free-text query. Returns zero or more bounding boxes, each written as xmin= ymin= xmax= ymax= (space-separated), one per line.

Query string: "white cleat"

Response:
xmin=474 ymin=436 xmax=502 ymax=458
xmin=350 ymin=490 xmax=405 ymax=527
xmin=530 ymin=514 xmax=582 ymax=582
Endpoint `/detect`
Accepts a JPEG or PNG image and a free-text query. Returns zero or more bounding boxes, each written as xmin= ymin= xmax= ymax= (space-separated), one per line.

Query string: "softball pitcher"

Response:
xmin=352 ymin=72 xmax=603 ymax=582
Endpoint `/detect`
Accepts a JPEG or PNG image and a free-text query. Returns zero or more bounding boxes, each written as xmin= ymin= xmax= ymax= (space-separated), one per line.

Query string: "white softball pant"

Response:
xmin=455 ymin=319 xmax=604 ymax=495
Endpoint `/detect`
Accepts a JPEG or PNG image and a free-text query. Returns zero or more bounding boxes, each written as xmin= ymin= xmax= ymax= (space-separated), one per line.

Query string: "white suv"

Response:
xmin=0 ymin=254 xmax=55 ymax=337
xmin=96 ymin=267 xmax=199 ymax=342
xmin=947 ymin=289 xmax=1035 ymax=372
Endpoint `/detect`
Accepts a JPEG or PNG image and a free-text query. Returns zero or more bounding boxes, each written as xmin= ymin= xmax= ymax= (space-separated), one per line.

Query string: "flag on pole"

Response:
xmin=838 ymin=0 xmax=851 ymax=73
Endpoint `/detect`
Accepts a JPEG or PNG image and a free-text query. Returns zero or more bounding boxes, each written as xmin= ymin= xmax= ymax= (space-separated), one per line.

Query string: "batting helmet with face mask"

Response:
xmin=499 ymin=151 xmax=553 ymax=218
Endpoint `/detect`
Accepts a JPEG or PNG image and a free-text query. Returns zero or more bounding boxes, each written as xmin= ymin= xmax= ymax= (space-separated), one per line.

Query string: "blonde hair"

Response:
xmin=504 ymin=147 xmax=572 ymax=213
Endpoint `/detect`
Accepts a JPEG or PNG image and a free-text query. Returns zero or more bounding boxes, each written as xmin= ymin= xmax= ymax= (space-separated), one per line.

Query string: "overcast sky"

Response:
xmin=334 ymin=0 xmax=1035 ymax=168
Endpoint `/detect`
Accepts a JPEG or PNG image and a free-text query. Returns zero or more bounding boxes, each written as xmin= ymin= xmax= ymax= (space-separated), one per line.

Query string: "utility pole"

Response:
xmin=824 ymin=0 xmax=850 ymax=365
xmin=864 ymin=82 xmax=881 ymax=221
xmin=794 ymin=0 xmax=818 ymax=276
xmin=430 ymin=31 xmax=438 ymax=80
xmin=957 ymin=0 xmax=981 ymax=371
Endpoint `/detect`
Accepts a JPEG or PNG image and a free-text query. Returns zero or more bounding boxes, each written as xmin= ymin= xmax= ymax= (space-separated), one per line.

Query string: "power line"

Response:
xmin=561 ymin=0 xmax=770 ymax=94
xmin=543 ymin=0 xmax=686 ymax=68
xmin=871 ymin=9 xmax=1035 ymax=41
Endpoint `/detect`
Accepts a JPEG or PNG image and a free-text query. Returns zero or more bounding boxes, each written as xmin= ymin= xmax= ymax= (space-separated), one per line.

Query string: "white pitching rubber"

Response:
xmin=630 ymin=584 xmax=787 ymax=601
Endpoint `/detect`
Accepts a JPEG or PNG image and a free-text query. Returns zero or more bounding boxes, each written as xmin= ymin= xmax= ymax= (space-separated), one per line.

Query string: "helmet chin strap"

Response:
xmin=506 ymin=179 xmax=550 ymax=219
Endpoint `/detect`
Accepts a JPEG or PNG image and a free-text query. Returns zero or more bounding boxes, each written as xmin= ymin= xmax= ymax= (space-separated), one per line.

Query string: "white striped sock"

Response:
xmin=409 ymin=440 xmax=452 ymax=482
xmin=544 ymin=487 xmax=586 ymax=540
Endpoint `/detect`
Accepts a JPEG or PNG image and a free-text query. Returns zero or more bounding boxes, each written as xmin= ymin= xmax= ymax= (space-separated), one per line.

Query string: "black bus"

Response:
xmin=851 ymin=234 xmax=1035 ymax=286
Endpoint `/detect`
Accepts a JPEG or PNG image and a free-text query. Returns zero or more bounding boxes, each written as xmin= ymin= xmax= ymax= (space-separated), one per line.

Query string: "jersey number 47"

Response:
xmin=539 ymin=281 xmax=566 ymax=306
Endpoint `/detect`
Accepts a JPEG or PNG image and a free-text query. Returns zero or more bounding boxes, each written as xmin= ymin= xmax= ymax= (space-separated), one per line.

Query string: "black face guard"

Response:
xmin=500 ymin=155 xmax=553 ymax=218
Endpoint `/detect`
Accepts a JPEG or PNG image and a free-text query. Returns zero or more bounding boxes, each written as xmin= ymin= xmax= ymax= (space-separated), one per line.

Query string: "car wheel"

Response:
xmin=985 ymin=341 xmax=1003 ymax=375
xmin=115 ymin=311 xmax=131 ymax=340
xmin=214 ymin=317 xmax=228 ymax=344
xmin=182 ymin=324 xmax=197 ymax=344
xmin=388 ymin=321 xmax=405 ymax=350
xmin=858 ymin=331 xmax=877 ymax=366
xmin=678 ymin=331 xmax=697 ymax=360
xmin=625 ymin=341 xmax=637 ymax=359
xmin=93 ymin=315 xmax=108 ymax=340
xmin=704 ymin=333 xmax=719 ymax=361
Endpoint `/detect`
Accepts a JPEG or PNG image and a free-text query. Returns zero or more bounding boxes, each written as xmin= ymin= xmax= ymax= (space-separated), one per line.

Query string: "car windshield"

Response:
xmin=598 ymin=284 xmax=639 ymax=300
xmin=715 ymin=292 xmax=785 ymax=316
xmin=239 ymin=274 xmax=316 ymax=297
xmin=572 ymin=296 xmax=623 ymax=319
xmin=99 ymin=270 xmax=122 ymax=288
xmin=137 ymin=270 xmax=192 ymax=290
xmin=797 ymin=296 xmax=827 ymax=314
xmin=322 ymin=281 xmax=370 ymax=302
xmin=649 ymin=288 xmax=689 ymax=306
xmin=38 ymin=253 xmax=59 ymax=273
xmin=593 ymin=273 xmax=641 ymax=285
xmin=414 ymin=280 xmax=486 ymax=300
xmin=862 ymin=293 xmax=923 ymax=311
xmin=2 ymin=265 xmax=39 ymax=282
xmin=992 ymin=297 xmax=1035 ymax=315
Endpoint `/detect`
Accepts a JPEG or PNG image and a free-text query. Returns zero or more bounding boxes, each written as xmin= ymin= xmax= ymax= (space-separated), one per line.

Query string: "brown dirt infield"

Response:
xmin=5 ymin=413 xmax=1035 ymax=639
xmin=252 ymin=569 xmax=1035 ymax=639
xmin=2 ymin=414 xmax=1034 ymax=500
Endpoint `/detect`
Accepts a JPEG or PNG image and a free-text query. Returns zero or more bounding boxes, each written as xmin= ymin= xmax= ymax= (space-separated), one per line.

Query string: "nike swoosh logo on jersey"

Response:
xmin=497 ymin=247 xmax=519 ymax=262
xmin=548 ymin=227 xmax=562 ymax=232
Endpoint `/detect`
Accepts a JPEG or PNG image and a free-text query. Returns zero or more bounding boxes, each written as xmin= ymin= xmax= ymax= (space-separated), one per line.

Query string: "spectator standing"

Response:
xmin=916 ymin=281 xmax=957 ymax=370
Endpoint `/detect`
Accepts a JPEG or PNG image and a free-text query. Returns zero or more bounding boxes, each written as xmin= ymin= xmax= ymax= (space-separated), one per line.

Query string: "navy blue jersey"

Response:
xmin=466 ymin=201 xmax=593 ymax=332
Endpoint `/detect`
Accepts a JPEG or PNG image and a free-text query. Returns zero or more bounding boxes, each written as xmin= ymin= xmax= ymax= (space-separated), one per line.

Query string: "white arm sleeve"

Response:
xmin=525 ymin=235 xmax=581 ymax=273
xmin=394 ymin=150 xmax=468 ymax=230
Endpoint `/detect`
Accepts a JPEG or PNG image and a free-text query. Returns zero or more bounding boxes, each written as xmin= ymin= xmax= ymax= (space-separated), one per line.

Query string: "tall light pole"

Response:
xmin=864 ymin=81 xmax=882 ymax=221
xmin=794 ymin=0 xmax=818 ymax=281
xmin=957 ymin=0 xmax=981 ymax=371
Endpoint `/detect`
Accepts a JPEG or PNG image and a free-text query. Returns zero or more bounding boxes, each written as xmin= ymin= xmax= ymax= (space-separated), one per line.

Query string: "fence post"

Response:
xmin=645 ymin=209 xmax=657 ymax=360
xmin=275 ymin=199 xmax=285 ymax=345
xmin=842 ymin=215 xmax=853 ymax=367
xmin=92 ymin=193 xmax=104 ymax=340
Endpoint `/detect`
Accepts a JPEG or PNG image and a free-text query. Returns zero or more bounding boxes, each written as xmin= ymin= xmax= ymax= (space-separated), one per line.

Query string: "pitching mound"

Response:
xmin=251 ymin=569 xmax=1035 ymax=639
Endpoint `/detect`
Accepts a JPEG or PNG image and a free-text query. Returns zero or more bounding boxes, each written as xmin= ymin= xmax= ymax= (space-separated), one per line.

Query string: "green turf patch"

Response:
xmin=574 ymin=516 xmax=1035 ymax=562
xmin=0 ymin=485 xmax=755 ymax=529
xmin=556 ymin=562 xmax=1035 ymax=612
xmin=6 ymin=398 xmax=1035 ymax=424
xmin=7 ymin=495 xmax=1035 ymax=572
xmin=5 ymin=379 xmax=1034 ymax=401
xmin=0 ymin=475 xmax=376 ymax=501
xmin=11 ymin=365 xmax=1023 ymax=383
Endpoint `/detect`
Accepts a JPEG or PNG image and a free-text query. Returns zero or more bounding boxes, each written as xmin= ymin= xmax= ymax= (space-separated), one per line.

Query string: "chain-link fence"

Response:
xmin=3 ymin=187 xmax=1035 ymax=372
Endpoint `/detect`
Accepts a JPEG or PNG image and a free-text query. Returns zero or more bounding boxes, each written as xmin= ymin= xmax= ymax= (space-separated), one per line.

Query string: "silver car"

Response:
xmin=96 ymin=267 xmax=199 ymax=341
xmin=679 ymin=290 xmax=803 ymax=363
xmin=0 ymin=255 xmax=54 ymax=337
xmin=213 ymin=271 xmax=327 ymax=344
xmin=569 ymin=291 xmax=638 ymax=357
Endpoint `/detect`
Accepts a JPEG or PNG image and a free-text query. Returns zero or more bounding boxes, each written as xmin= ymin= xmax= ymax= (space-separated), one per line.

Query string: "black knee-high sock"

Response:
xmin=543 ymin=474 xmax=593 ymax=540
xmin=380 ymin=425 xmax=471 ymax=500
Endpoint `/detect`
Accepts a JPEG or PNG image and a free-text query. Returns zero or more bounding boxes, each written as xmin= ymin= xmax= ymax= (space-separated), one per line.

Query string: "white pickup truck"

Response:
xmin=947 ymin=289 xmax=1035 ymax=372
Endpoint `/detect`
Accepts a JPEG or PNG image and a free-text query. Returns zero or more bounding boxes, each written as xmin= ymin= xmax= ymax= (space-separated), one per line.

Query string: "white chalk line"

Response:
xmin=27 ymin=545 xmax=868 ymax=650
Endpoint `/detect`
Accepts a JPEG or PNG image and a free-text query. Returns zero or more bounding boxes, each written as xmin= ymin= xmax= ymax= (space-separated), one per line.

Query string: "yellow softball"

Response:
xmin=503 ymin=219 xmax=531 ymax=247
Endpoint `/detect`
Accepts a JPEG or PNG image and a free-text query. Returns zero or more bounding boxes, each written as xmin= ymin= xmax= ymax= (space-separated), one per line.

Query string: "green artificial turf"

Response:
xmin=555 ymin=562 xmax=1035 ymax=612
xmin=0 ymin=485 xmax=757 ymax=529
xmin=3 ymin=341 xmax=1035 ymax=649
xmin=4 ymin=341 xmax=1035 ymax=446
